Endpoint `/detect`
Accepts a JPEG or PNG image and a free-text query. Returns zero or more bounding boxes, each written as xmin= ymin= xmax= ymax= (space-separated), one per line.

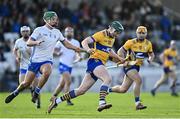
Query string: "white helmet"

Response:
xmin=20 ymin=26 xmax=30 ymax=32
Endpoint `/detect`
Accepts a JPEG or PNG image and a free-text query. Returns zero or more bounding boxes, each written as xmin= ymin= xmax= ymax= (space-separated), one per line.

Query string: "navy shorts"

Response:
xmin=58 ymin=62 xmax=72 ymax=74
xmin=86 ymin=58 xmax=103 ymax=81
xmin=163 ymin=67 xmax=172 ymax=74
xmin=28 ymin=61 xmax=53 ymax=74
xmin=123 ymin=65 xmax=140 ymax=74
xmin=20 ymin=68 xmax=40 ymax=78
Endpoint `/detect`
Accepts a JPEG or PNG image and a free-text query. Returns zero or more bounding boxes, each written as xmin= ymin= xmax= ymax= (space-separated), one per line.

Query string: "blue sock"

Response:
xmin=108 ymin=88 xmax=112 ymax=93
xmin=13 ymin=89 xmax=19 ymax=96
xmin=135 ymin=97 xmax=140 ymax=102
xmin=60 ymin=90 xmax=76 ymax=101
xmin=34 ymin=87 xmax=41 ymax=94
xmin=99 ymin=85 xmax=109 ymax=100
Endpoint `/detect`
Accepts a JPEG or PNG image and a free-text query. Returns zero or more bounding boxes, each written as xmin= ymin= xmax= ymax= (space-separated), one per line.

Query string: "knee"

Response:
xmin=103 ymin=76 xmax=112 ymax=84
xmin=134 ymin=78 xmax=142 ymax=85
xmin=42 ymin=70 xmax=51 ymax=78
xmin=21 ymin=81 xmax=31 ymax=88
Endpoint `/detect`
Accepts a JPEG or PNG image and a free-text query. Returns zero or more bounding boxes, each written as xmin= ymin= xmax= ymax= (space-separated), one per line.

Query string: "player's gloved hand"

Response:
xmin=36 ymin=40 xmax=45 ymax=46
xmin=87 ymin=48 xmax=95 ymax=55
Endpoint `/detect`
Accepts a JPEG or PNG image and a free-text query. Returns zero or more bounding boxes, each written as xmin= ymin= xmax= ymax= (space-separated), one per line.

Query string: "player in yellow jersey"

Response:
xmin=47 ymin=21 xmax=125 ymax=113
xmin=151 ymin=40 xmax=180 ymax=96
xmin=109 ymin=26 xmax=155 ymax=110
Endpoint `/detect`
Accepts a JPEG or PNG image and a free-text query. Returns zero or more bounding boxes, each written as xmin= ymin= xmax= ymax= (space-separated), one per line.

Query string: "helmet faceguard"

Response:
xmin=136 ymin=26 xmax=147 ymax=41
xmin=20 ymin=26 xmax=30 ymax=39
xmin=108 ymin=21 xmax=124 ymax=37
xmin=43 ymin=11 xmax=58 ymax=28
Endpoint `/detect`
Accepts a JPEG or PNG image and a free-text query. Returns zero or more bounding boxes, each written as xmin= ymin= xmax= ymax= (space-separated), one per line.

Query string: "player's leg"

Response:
xmin=32 ymin=63 xmax=52 ymax=103
xmin=47 ymin=73 xmax=96 ymax=113
xmin=151 ymin=73 xmax=168 ymax=96
xmin=169 ymin=71 xmax=178 ymax=96
xmin=93 ymin=65 xmax=113 ymax=112
xmin=126 ymin=69 xmax=146 ymax=110
xmin=31 ymin=76 xmax=41 ymax=108
xmin=5 ymin=71 xmax=36 ymax=103
xmin=52 ymin=75 xmax=65 ymax=97
xmin=63 ymin=72 xmax=74 ymax=105
xmin=110 ymin=75 xmax=133 ymax=93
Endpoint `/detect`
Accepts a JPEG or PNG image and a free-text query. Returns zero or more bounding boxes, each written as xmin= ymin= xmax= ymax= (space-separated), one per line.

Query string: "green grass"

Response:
xmin=0 ymin=92 xmax=180 ymax=118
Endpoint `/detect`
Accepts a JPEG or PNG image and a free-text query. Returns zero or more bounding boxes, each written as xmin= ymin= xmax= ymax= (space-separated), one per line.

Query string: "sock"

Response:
xmin=135 ymin=97 xmax=140 ymax=105
xmin=153 ymin=87 xmax=157 ymax=92
xmin=56 ymin=97 xmax=62 ymax=104
xmin=13 ymin=89 xmax=19 ymax=96
xmin=171 ymin=86 xmax=176 ymax=94
xmin=60 ymin=90 xmax=76 ymax=102
xmin=108 ymin=88 xmax=112 ymax=93
xmin=34 ymin=87 xmax=41 ymax=94
xmin=30 ymin=87 xmax=35 ymax=93
xmin=99 ymin=85 xmax=109 ymax=105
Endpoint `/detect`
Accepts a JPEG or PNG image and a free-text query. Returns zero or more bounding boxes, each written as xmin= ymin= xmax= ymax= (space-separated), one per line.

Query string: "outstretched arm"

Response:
xmin=26 ymin=38 xmax=44 ymax=47
xmin=62 ymin=40 xmax=85 ymax=53
xmin=109 ymin=49 xmax=125 ymax=63
xmin=81 ymin=37 xmax=95 ymax=54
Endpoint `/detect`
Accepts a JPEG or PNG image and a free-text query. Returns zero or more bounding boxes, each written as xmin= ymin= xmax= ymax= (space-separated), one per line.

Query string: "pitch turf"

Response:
xmin=0 ymin=92 xmax=180 ymax=118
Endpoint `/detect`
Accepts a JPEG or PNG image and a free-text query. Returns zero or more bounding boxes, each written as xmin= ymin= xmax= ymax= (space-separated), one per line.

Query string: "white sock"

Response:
xmin=99 ymin=100 xmax=106 ymax=105
xmin=135 ymin=101 xmax=140 ymax=106
xmin=56 ymin=97 xmax=62 ymax=104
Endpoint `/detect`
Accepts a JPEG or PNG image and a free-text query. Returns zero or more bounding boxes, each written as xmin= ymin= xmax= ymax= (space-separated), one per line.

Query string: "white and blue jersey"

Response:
xmin=14 ymin=38 xmax=31 ymax=74
xmin=28 ymin=25 xmax=65 ymax=74
xmin=55 ymin=39 xmax=80 ymax=74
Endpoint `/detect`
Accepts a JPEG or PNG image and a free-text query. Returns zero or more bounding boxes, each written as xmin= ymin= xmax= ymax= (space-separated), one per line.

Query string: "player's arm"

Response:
xmin=53 ymin=47 xmax=62 ymax=56
xmin=62 ymin=40 xmax=85 ymax=53
xmin=109 ymin=49 xmax=125 ymax=63
xmin=117 ymin=47 xmax=127 ymax=59
xmin=159 ymin=52 xmax=165 ymax=63
xmin=147 ymin=42 xmax=155 ymax=63
xmin=27 ymin=28 xmax=44 ymax=47
xmin=26 ymin=38 xmax=44 ymax=47
xmin=81 ymin=36 xmax=95 ymax=54
xmin=13 ymin=47 xmax=21 ymax=63
xmin=147 ymin=52 xmax=155 ymax=63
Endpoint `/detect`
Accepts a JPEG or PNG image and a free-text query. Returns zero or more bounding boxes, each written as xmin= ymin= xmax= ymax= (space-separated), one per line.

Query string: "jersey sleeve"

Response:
xmin=55 ymin=41 xmax=62 ymax=49
xmin=123 ymin=40 xmax=132 ymax=51
xmin=14 ymin=40 xmax=19 ymax=49
xmin=58 ymin=31 xmax=65 ymax=42
xmin=75 ymin=40 xmax=80 ymax=47
xmin=163 ymin=49 xmax=168 ymax=56
xmin=91 ymin=31 xmax=102 ymax=42
xmin=148 ymin=41 xmax=153 ymax=53
xmin=30 ymin=28 xmax=40 ymax=41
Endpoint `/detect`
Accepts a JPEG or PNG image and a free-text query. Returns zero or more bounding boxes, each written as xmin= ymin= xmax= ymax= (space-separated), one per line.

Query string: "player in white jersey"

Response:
xmin=51 ymin=27 xmax=81 ymax=105
xmin=13 ymin=26 xmax=41 ymax=108
xmin=5 ymin=11 xmax=85 ymax=104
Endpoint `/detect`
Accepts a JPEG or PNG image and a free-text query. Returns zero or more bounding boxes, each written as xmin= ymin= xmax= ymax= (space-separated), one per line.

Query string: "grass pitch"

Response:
xmin=0 ymin=92 xmax=180 ymax=118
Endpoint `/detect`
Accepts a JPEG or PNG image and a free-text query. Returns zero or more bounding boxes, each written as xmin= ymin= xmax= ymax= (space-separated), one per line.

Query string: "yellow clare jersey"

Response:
xmin=163 ymin=48 xmax=178 ymax=67
xmin=123 ymin=38 xmax=153 ymax=66
xmin=90 ymin=30 xmax=115 ymax=64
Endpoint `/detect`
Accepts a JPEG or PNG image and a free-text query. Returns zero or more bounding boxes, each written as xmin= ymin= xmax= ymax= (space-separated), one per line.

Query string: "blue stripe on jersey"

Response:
xmin=90 ymin=36 xmax=96 ymax=42
xmin=30 ymin=46 xmax=36 ymax=62
xmin=96 ymin=43 xmax=111 ymax=53
xmin=31 ymin=37 xmax=36 ymax=41
xmin=134 ymin=51 xmax=148 ymax=59
xmin=167 ymin=55 xmax=173 ymax=60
